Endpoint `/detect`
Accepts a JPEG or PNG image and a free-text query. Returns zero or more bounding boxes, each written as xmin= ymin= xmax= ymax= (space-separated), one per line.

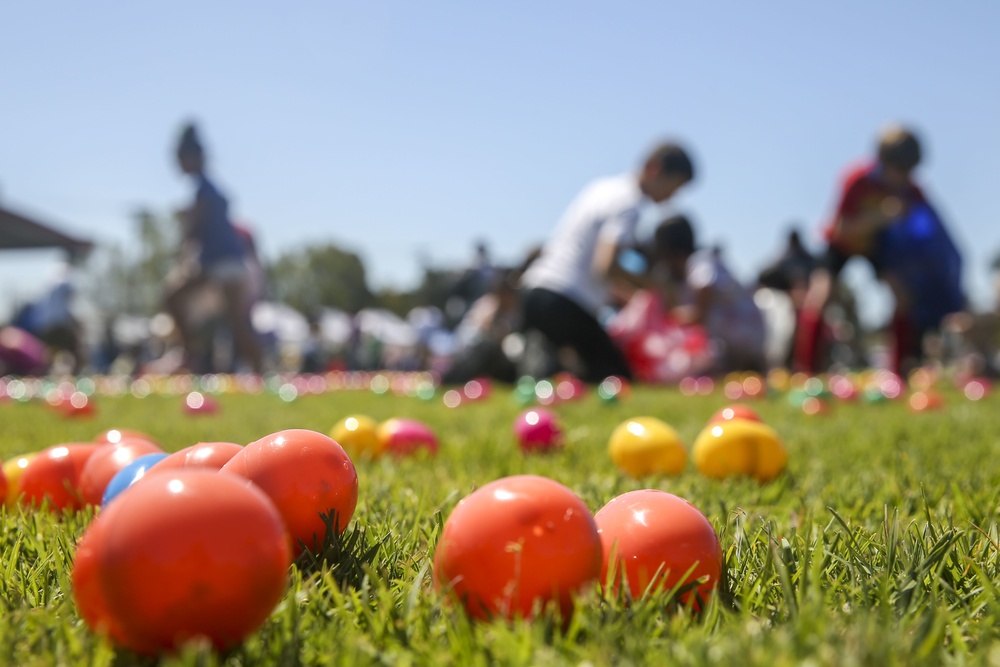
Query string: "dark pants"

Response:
xmin=521 ymin=287 xmax=632 ymax=382
xmin=442 ymin=340 xmax=517 ymax=385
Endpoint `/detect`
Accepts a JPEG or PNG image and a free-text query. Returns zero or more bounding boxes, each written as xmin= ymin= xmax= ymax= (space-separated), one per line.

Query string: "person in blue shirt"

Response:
xmin=164 ymin=122 xmax=263 ymax=373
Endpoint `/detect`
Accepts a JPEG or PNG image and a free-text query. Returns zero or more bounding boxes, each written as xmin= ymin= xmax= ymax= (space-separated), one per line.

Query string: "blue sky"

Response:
xmin=2 ymin=1 xmax=998 ymax=324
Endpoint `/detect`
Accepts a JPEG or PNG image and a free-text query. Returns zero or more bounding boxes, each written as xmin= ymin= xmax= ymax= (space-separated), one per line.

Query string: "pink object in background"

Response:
xmin=378 ymin=418 xmax=439 ymax=456
xmin=0 ymin=327 xmax=47 ymax=375
xmin=183 ymin=391 xmax=219 ymax=415
xmin=513 ymin=408 xmax=562 ymax=453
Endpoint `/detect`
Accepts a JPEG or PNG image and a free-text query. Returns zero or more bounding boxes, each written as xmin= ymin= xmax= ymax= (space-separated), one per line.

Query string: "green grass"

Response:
xmin=3 ymin=382 xmax=1000 ymax=666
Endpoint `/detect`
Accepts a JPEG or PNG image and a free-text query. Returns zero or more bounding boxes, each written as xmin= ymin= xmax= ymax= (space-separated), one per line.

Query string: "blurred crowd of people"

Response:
xmin=2 ymin=122 xmax=996 ymax=383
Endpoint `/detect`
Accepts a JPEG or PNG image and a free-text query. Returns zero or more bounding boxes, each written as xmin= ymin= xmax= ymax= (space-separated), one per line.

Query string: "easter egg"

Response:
xmin=433 ymin=475 xmax=601 ymax=620
xmin=330 ymin=415 xmax=383 ymax=459
xmin=595 ymin=490 xmax=722 ymax=608
xmin=221 ymin=429 xmax=359 ymax=556
xmin=72 ymin=496 xmax=131 ymax=646
xmin=73 ymin=470 xmax=291 ymax=654
xmin=3 ymin=453 xmax=38 ymax=507
xmin=100 ymin=453 xmax=170 ymax=506
xmin=608 ymin=417 xmax=686 ymax=478
xmin=908 ymin=391 xmax=944 ymax=412
xmin=94 ymin=429 xmax=158 ymax=447
xmin=78 ymin=439 xmax=164 ymax=506
xmin=597 ymin=376 xmax=631 ymax=403
xmin=552 ymin=373 xmax=586 ymax=402
xmin=692 ymin=419 xmax=787 ymax=482
xmin=20 ymin=443 xmax=101 ymax=511
xmin=149 ymin=442 xmax=243 ymax=473
xmin=708 ymin=404 xmax=762 ymax=425
xmin=513 ymin=408 xmax=562 ymax=453
xmin=57 ymin=392 xmax=96 ymax=418
xmin=183 ymin=391 xmax=218 ymax=415
xmin=376 ymin=418 xmax=439 ymax=457
xmin=462 ymin=378 xmax=492 ymax=402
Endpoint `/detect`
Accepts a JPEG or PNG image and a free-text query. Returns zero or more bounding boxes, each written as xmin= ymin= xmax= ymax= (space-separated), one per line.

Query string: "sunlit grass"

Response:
xmin=2 ymin=384 xmax=999 ymax=665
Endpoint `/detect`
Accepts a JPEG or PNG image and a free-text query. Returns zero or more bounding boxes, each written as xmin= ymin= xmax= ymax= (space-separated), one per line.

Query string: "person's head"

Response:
xmin=638 ymin=142 xmax=694 ymax=203
xmin=653 ymin=214 xmax=696 ymax=278
xmin=176 ymin=122 xmax=205 ymax=175
xmin=877 ymin=124 xmax=922 ymax=186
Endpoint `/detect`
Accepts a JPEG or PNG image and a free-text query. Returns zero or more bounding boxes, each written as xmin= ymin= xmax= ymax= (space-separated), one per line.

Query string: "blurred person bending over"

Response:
xmin=164 ymin=123 xmax=263 ymax=373
xmin=794 ymin=125 xmax=961 ymax=375
xmin=519 ymin=142 xmax=694 ymax=382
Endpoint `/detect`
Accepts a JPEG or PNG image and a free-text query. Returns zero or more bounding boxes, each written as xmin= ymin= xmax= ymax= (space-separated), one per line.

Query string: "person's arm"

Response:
xmin=830 ymin=197 xmax=904 ymax=246
xmin=173 ymin=191 xmax=208 ymax=258
xmin=828 ymin=172 xmax=906 ymax=247
xmin=185 ymin=197 xmax=209 ymax=240
xmin=671 ymin=284 xmax=713 ymax=325
xmin=592 ymin=207 xmax=659 ymax=293
xmin=672 ymin=252 xmax=717 ymax=325
xmin=600 ymin=243 xmax=661 ymax=291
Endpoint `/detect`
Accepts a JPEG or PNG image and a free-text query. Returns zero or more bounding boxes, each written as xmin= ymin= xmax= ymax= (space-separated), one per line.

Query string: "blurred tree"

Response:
xmin=266 ymin=243 xmax=375 ymax=315
xmin=81 ymin=209 xmax=178 ymax=316
xmin=371 ymin=266 xmax=464 ymax=321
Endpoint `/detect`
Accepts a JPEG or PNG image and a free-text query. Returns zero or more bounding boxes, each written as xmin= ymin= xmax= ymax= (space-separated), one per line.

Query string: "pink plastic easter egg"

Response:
xmin=377 ymin=418 xmax=439 ymax=457
xmin=514 ymin=408 xmax=562 ymax=453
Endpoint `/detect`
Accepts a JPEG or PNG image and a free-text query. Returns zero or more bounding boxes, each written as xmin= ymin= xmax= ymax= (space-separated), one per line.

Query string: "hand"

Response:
xmin=879 ymin=196 xmax=904 ymax=222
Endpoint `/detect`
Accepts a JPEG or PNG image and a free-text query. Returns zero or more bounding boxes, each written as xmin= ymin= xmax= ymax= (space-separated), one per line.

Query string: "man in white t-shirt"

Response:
xmin=520 ymin=142 xmax=694 ymax=381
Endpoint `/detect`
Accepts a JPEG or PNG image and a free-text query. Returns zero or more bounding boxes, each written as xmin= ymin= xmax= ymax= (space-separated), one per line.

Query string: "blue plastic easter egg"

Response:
xmin=101 ymin=453 xmax=170 ymax=506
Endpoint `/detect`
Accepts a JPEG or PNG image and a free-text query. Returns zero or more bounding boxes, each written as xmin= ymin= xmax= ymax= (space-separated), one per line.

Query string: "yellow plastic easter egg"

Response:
xmin=329 ymin=415 xmax=383 ymax=459
xmin=692 ymin=419 xmax=786 ymax=482
xmin=4 ymin=452 xmax=39 ymax=507
xmin=608 ymin=417 xmax=686 ymax=478
xmin=692 ymin=422 xmax=755 ymax=480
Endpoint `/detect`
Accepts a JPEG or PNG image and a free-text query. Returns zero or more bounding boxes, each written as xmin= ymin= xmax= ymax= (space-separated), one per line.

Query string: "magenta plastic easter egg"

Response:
xmin=514 ymin=408 xmax=562 ymax=453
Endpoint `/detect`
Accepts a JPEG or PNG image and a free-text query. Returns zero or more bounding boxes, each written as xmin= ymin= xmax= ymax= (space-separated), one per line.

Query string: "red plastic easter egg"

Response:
xmin=433 ymin=475 xmax=601 ymax=620
xmin=78 ymin=439 xmax=165 ymax=506
xmin=462 ymin=378 xmax=492 ymax=402
xmin=94 ymin=429 xmax=159 ymax=447
xmin=595 ymin=490 xmax=722 ymax=609
xmin=552 ymin=372 xmax=586 ymax=402
xmin=55 ymin=391 xmax=96 ymax=418
xmin=20 ymin=443 xmax=101 ymax=511
xmin=183 ymin=391 xmax=219 ymax=414
xmin=74 ymin=470 xmax=291 ymax=655
xmin=908 ymin=390 xmax=944 ymax=413
xmin=150 ymin=442 xmax=243 ymax=474
xmin=71 ymin=497 xmax=130 ymax=646
xmin=221 ymin=429 xmax=359 ymax=556
xmin=708 ymin=404 xmax=762 ymax=425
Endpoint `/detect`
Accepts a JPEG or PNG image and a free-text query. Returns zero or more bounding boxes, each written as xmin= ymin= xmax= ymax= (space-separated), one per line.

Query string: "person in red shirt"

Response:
xmin=794 ymin=125 xmax=927 ymax=374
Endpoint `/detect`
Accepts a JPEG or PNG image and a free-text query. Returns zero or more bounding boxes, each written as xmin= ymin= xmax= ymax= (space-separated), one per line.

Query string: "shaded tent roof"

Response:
xmin=0 ymin=205 xmax=93 ymax=257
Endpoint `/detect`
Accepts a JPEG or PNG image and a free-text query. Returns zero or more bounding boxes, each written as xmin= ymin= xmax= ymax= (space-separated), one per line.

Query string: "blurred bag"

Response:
xmin=608 ymin=290 xmax=711 ymax=383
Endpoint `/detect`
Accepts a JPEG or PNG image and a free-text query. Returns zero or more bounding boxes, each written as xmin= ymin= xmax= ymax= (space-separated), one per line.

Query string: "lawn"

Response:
xmin=1 ymin=376 xmax=999 ymax=666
